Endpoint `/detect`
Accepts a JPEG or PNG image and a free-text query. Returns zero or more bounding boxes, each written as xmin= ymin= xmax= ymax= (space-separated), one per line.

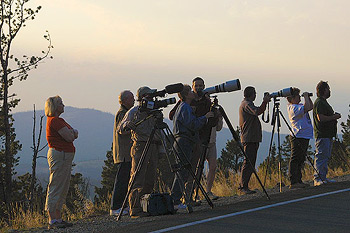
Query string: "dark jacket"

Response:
xmin=113 ymin=105 xmax=133 ymax=163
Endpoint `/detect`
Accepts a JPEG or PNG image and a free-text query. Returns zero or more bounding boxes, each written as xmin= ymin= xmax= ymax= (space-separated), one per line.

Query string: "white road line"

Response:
xmin=150 ymin=188 xmax=350 ymax=233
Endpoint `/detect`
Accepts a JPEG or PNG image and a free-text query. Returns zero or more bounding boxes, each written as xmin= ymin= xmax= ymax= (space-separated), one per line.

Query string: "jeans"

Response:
xmin=314 ymin=138 xmax=333 ymax=181
xmin=170 ymin=137 xmax=194 ymax=205
xmin=110 ymin=161 xmax=131 ymax=210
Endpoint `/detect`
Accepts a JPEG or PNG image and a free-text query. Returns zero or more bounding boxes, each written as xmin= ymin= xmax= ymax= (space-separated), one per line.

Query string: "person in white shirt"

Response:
xmin=286 ymin=87 xmax=313 ymax=189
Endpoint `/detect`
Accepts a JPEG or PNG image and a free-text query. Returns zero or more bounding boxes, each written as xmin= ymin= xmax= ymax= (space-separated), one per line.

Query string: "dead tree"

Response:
xmin=29 ymin=104 xmax=47 ymax=209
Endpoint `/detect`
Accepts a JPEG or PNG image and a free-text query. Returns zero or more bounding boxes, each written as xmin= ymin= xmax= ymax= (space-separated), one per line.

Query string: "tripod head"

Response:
xmin=134 ymin=109 xmax=164 ymax=127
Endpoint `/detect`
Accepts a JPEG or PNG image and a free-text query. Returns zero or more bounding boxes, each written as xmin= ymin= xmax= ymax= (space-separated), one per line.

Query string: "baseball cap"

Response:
xmin=137 ymin=86 xmax=157 ymax=101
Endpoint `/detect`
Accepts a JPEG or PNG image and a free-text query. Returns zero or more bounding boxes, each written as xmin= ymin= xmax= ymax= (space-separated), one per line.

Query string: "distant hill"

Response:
xmin=13 ymin=107 xmax=289 ymax=191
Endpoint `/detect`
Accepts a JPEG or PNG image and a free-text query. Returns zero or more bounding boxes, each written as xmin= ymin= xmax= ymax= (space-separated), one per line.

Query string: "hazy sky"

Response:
xmin=10 ymin=0 xmax=350 ymax=133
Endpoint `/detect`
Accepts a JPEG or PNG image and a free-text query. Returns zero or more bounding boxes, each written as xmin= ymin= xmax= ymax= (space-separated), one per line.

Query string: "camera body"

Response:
xmin=140 ymin=97 xmax=176 ymax=111
xmin=140 ymin=83 xmax=183 ymax=111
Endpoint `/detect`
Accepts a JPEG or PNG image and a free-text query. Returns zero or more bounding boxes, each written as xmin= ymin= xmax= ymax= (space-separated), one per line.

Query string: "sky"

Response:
xmin=9 ymin=0 xmax=350 ymax=134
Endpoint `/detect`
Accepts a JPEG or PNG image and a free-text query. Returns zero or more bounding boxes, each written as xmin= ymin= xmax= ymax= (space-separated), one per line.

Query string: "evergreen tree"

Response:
xmin=329 ymin=105 xmax=350 ymax=170
xmin=217 ymin=128 xmax=243 ymax=175
xmin=65 ymin=172 xmax=91 ymax=216
xmin=94 ymin=149 xmax=117 ymax=206
xmin=259 ymin=143 xmax=278 ymax=178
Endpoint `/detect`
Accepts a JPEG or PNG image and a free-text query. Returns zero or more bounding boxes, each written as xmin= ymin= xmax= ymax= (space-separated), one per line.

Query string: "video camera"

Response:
xmin=198 ymin=79 xmax=241 ymax=97
xmin=140 ymin=83 xmax=183 ymax=111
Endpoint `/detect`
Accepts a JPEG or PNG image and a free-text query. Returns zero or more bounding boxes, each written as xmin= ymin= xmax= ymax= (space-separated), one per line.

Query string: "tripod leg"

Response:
xmin=276 ymin=115 xmax=282 ymax=192
xmin=117 ymin=128 xmax=156 ymax=221
xmin=159 ymin=131 xmax=193 ymax=213
xmin=164 ymin=126 xmax=214 ymax=208
xmin=263 ymin=110 xmax=277 ymax=186
xmin=218 ymin=105 xmax=270 ymax=200
xmin=191 ymin=143 xmax=209 ymax=202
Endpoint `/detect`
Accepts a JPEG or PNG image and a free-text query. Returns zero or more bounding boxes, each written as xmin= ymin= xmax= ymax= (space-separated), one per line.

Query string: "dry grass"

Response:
xmin=2 ymin=166 xmax=350 ymax=231
xmin=211 ymin=165 xmax=350 ymax=197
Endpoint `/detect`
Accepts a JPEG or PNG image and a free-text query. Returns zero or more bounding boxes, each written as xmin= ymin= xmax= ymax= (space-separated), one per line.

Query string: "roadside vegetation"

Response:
xmin=2 ymin=107 xmax=350 ymax=232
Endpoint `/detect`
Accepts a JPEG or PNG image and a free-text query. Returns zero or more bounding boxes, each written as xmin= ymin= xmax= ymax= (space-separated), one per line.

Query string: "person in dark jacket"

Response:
xmin=110 ymin=90 xmax=135 ymax=216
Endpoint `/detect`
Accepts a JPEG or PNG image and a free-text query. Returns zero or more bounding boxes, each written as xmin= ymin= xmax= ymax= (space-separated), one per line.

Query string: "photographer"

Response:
xmin=110 ymin=90 xmax=135 ymax=216
xmin=170 ymin=85 xmax=214 ymax=209
xmin=169 ymin=77 xmax=221 ymax=200
xmin=239 ymin=86 xmax=270 ymax=194
xmin=117 ymin=86 xmax=162 ymax=218
xmin=286 ymin=88 xmax=313 ymax=189
xmin=313 ymin=81 xmax=341 ymax=186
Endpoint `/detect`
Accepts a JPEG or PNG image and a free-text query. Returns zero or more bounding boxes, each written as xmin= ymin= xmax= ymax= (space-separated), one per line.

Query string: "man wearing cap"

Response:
xmin=118 ymin=86 xmax=162 ymax=218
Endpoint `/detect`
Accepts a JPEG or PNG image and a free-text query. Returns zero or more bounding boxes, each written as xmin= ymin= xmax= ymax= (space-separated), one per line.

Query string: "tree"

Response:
xmin=217 ymin=128 xmax=243 ymax=175
xmin=0 ymin=0 xmax=52 ymax=205
xmin=329 ymin=105 xmax=350 ymax=170
xmin=29 ymin=104 xmax=47 ymax=210
xmin=94 ymin=149 xmax=118 ymax=206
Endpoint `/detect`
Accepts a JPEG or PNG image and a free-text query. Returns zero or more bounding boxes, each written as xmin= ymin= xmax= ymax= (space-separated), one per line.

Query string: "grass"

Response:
xmin=2 ymin=166 xmax=350 ymax=232
xmin=211 ymin=165 xmax=350 ymax=197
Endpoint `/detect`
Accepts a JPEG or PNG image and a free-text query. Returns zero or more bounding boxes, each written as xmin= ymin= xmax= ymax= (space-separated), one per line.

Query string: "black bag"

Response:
xmin=140 ymin=193 xmax=175 ymax=216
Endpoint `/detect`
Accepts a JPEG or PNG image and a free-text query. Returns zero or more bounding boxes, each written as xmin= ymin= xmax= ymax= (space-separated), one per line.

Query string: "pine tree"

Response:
xmin=329 ymin=105 xmax=350 ymax=170
xmin=217 ymin=128 xmax=243 ymax=175
xmin=94 ymin=149 xmax=117 ymax=206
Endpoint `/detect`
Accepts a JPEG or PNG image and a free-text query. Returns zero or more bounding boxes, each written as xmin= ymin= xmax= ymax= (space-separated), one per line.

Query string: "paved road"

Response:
xmin=153 ymin=189 xmax=350 ymax=233
xmin=112 ymin=181 xmax=350 ymax=233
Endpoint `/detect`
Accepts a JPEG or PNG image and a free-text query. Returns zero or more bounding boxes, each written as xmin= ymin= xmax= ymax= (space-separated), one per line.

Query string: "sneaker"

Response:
xmin=110 ymin=207 xmax=129 ymax=216
xmin=289 ymin=183 xmax=308 ymax=189
xmin=314 ymin=180 xmax=326 ymax=186
xmin=174 ymin=203 xmax=187 ymax=210
xmin=325 ymin=179 xmax=336 ymax=183
xmin=207 ymin=192 xmax=219 ymax=200
xmin=48 ymin=222 xmax=66 ymax=229
xmin=239 ymin=187 xmax=256 ymax=195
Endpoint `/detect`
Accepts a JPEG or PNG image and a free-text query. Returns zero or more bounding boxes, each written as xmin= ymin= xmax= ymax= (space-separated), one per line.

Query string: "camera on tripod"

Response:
xmin=140 ymin=83 xmax=184 ymax=111
xmin=268 ymin=87 xmax=293 ymax=98
xmin=198 ymin=79 xmax=241 ymax=97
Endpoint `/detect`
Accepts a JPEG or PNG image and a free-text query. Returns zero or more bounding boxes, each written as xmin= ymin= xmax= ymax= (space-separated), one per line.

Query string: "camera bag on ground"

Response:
xmin=140 ymin=193 xmax=175 ymax=216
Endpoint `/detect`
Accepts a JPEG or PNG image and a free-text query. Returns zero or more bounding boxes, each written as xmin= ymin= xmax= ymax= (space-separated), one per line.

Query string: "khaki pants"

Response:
xmin=129 ymin=141 xmax=159 ymax=215
xmin=45 ymin=148 xmax=74 ymax=212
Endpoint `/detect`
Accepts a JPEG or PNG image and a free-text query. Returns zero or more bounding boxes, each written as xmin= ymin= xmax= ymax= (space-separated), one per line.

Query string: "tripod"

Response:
xmin=263 ymin=98 xmax=323 ymax=192
xmin=117 ymin=110 xmax=213 ymax=221
xmin=190 ymin=98 xmax=219 ymax=202
xmin=191 ymin=97 xmax=270 ymax=200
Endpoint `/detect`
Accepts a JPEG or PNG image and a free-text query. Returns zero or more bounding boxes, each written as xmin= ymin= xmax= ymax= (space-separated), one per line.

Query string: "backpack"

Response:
xmin=140 ymin=193 xmax=176 ymax=216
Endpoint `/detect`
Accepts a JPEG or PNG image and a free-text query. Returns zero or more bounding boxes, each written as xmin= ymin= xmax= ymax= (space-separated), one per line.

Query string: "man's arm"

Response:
xmin=117 ymin=107 xmax=137 ymax=133
xmin=256 ymin=94 xmax=271 ymax=115
xmin=302 ymin=92 xmax=313 ymax=113
xmin=317 ymin=112 xmax=341 ymax=122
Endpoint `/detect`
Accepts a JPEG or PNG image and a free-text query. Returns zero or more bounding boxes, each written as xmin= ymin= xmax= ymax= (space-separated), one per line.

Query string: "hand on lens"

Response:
xmin=73 ymin=129 xmax=79 ymax=138
xmin=263 ymin=93 xmax=271 ymax=102
xmin=334 ymin=112 xmax=341 ymax=119
xmin=205 ymin=112 xmax=215 ymax=119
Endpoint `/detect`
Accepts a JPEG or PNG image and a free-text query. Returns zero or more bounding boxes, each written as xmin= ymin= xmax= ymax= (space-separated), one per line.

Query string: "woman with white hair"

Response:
xmin=45 ymin=95 xmax=78 ymax=229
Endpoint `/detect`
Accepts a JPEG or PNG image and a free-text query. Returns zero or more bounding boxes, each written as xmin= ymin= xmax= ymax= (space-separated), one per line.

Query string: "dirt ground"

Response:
xmin=26 ymin=174 xmax=350 ymax=233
